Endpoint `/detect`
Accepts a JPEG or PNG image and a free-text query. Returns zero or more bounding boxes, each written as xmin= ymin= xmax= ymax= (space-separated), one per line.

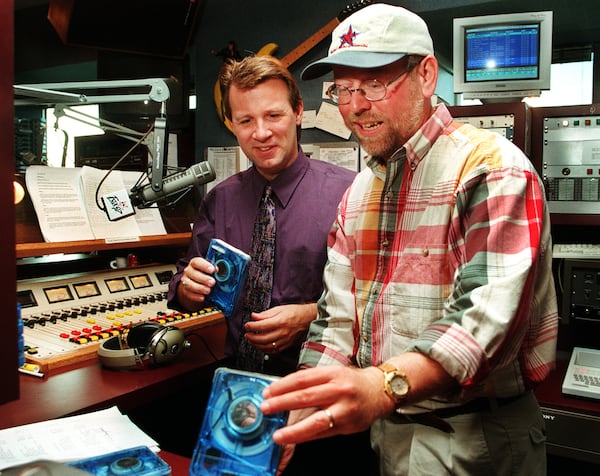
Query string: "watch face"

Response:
xmin=390 ymin=373 xmax=409 ymax=397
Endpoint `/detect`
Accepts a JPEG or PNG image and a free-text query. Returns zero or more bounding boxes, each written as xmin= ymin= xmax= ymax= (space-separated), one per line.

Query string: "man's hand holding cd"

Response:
xmin=177 ymin=256 xmax=217 ymax=310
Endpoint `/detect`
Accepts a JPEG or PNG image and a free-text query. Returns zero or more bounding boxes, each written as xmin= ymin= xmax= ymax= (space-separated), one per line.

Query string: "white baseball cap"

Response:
xmin=301 ymin=3 xmax=434 ymax=80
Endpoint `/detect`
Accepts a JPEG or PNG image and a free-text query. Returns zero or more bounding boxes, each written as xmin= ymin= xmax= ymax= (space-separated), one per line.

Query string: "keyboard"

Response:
xmin=553 ymin=243 xmax=600 ymax=259
xmin=562 ymin=347 xmax=600 ymax=400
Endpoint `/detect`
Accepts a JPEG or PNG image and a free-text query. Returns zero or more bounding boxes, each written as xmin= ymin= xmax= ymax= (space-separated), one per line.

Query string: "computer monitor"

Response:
xmin=453 ymin=11 xmax=553 ymax=102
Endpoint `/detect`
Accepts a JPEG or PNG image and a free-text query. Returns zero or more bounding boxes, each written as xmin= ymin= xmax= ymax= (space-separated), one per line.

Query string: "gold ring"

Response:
xmin=324 ymin=409 xmax=335 ymax=429
xmin=272 ymin=342 xmax=277 ymax=349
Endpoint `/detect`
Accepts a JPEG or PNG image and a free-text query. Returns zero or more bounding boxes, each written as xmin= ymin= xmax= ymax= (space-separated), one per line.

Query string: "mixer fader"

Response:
xmin=17 ymin=264 xmax=222 ymax=373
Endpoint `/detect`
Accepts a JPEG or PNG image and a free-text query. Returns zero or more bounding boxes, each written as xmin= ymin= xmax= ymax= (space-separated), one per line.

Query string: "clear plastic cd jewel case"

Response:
xmin=205 ymin=239 xmax=250 ymax=317
xmin=67 ymin=445 xmax=170 ymax=476
xmin=189 ymin=367 xmax=288 ymax=476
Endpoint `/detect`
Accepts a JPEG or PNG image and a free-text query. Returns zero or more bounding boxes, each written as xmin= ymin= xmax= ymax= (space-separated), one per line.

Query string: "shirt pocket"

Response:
xmin=384 ymin=244 xmax=451 ymax=340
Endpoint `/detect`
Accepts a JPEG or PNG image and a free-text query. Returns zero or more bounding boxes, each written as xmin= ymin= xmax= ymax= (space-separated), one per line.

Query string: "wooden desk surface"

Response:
xmin=5 ymin=332 xmax=599 ymax=427
xmin=0 ymin=319 xmax=227 ymax=430
xmin=159 ymin=450 xmax=192 ymax=474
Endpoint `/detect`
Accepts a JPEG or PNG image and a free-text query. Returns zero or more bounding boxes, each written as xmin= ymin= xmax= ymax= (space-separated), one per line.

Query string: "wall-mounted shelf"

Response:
xmin=16 ymin=232 xmax=191 ymax=259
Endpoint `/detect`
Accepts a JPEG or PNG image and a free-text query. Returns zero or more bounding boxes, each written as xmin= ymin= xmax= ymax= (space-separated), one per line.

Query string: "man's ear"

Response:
xmin=295 ymin=101 xmax=304 ymax=127
xmin=417 ymin=55 xmax=439 ymax=99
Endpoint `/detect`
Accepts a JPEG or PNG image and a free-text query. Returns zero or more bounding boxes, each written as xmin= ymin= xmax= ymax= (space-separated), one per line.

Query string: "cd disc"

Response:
xmin=110 ymin=456 xmax=142 ymax=474
xmin=207 ymin=375 xmax=271 ymax=457
xmin=214 ymin=258 xmax=234 ymax=283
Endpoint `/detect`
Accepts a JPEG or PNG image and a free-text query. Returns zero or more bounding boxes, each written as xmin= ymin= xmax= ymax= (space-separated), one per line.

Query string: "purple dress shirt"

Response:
xmin=167 ymin=148 xmax=356 ymax=375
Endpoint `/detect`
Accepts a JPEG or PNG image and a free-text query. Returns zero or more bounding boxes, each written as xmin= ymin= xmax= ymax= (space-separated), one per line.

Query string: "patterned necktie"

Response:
xmin=236 ymin=185 xmax=276 ymax=371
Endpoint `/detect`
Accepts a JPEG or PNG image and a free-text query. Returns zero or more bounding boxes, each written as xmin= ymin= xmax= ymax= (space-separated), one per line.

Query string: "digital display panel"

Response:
xmin=155 ymin=270 xmax=174 ymax=285
xmin=105 ymin=277 xmax=131 ymax=293
xmin=465 ymin=23 xmax=540 ymax=83
xmin=17 ymin=289 xmax=38 ymax=308
xmin=73 ymin=281 xmax=101 ymax=299
xmin=130 ymin=274 xmax=152 ymax=289
xmin=44 ymin=285 xmax=74 ymax=304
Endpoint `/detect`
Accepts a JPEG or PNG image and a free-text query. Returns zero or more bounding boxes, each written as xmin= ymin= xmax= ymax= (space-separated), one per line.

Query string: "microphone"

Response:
xmin=129 ymin=161 xmax=216 ymax=208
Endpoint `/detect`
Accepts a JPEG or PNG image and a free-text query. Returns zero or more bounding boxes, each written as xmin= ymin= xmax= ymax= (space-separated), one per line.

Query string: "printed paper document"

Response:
xmin=0 ymin=406 xmax=159 ymax=470
xmin=25 ymin=165 xmax=166 ymax=242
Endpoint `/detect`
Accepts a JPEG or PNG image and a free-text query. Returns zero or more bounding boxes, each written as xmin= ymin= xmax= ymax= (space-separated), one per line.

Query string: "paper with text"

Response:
xmin=315 ymin=101 xmax=352 ymax=139
xmin=25 ymin=165 xmax=166 ymax=242
xmin=80 ymin=166 xmax=166 ymax=239
xmin=25 ymin=166 xmax=93 ymax=241
xmin=0 ymin=406 xmax=159 ymax=470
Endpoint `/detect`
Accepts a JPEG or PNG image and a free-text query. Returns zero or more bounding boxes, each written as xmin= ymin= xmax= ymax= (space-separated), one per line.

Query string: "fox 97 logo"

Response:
xmin=205 ymin=239 xmax=250 ymax=317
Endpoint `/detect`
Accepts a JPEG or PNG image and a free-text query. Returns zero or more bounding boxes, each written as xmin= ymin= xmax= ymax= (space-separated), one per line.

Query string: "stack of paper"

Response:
xmin=0 ymin=406 xmax=160 ymax=470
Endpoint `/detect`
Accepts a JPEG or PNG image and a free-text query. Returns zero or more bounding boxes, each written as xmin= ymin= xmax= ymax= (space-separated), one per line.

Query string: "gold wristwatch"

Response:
xmin=378 ymin=362 xmax=410 ymax=406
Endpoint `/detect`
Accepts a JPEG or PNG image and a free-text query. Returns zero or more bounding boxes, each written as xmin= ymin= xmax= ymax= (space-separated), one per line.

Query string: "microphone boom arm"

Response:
xmin=14 ymin=78 xmax=173 ymax=193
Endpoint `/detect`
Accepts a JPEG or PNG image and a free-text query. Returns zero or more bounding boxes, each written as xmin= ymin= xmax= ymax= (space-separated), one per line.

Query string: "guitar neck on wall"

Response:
xmin=281 ymin=0 xmax=374 ymax=68
xmin=280 ymin=17 xmax=342 ymax=69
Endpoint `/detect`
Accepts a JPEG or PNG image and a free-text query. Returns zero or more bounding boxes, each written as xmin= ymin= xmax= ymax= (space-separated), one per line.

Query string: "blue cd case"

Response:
xmin=67 ymin=445 xmax=170 ymax=476
xmin=189 ymin=367 xmax=288 ymax=476
xmin=205 ymin=239 xmax=250 ymax=317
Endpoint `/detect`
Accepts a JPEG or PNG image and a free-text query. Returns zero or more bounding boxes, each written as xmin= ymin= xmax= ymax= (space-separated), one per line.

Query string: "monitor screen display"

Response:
xmin=465 ymin=23 xmax=541 ymax=83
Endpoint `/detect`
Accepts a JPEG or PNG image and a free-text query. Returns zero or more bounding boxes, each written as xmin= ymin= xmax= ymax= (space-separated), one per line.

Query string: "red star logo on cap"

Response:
xmin=339 ymin=25 xmax=358 ymax=48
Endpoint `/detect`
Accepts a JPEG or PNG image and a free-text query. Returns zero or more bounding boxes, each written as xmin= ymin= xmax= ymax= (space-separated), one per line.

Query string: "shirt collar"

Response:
xmin=367 ymin=103 xmax=453 ymax=176
xmin=248 ymin=147 xmax=309 ymax=208
xmin=404 ymin=103 xmax=453 ymax=170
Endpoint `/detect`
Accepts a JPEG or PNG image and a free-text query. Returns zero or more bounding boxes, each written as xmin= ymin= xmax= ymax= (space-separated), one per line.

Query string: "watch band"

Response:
xmin=378 ymin=362 xmax=399 ymax=374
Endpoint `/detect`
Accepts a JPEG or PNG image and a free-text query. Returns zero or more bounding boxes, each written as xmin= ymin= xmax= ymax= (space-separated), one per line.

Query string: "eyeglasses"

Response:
xmin=326 ymin=68 xmax=411 ymax=105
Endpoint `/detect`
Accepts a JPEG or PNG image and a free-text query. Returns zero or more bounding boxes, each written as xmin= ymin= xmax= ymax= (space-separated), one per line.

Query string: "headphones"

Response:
xmin=98 ymin=322 xmax=190 ymax=370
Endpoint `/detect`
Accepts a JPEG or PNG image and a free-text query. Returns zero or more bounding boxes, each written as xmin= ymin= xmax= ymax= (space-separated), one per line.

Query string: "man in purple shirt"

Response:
xmin=166 ymin=55 xmax=375 ymax=476
xmin=167 ymin=55 xmax=355 ymax=376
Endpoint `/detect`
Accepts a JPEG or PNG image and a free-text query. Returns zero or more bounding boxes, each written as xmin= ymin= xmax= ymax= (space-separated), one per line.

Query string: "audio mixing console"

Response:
xmin=17 ymin=264 xmax=223 ymax=373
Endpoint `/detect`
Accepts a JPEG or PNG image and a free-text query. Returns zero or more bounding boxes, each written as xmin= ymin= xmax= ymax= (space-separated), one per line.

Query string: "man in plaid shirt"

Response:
xmin=261 ymin=4 xmax=558 ymax=475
